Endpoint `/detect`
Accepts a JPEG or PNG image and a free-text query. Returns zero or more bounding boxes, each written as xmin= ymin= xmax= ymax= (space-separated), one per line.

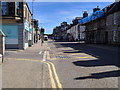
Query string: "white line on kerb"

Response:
xmin=43 ymin=51 xmax=47 ymax=61
xmin=39 ymin=51 xmax=42 ymax=54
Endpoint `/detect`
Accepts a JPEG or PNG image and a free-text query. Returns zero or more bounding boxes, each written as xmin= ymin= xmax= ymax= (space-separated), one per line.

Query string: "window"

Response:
xmin=16 ymin=2 xmax=20 ymax=16
xmin=8 ymin=2 xmax=15 ymax=15
xmin=113 ymin=31 xmax=116 ymax=42
xmin=2 ymin=2 xmax=8 ymax=15
xmin=114 ymin=13 xmax=116 ymax=25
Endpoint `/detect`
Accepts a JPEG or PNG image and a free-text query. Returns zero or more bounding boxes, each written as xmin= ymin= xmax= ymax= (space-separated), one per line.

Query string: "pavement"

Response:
xmin=2 ymin=39 xmax=120 ymax=89
xmin=2 ymin=41 xmax=52 ymax=88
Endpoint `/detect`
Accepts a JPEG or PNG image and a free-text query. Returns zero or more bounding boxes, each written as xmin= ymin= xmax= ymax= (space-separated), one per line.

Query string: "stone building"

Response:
xmin=1 ymin=1 xmax=33 ymax=49
xmin=53 ymin=22 xmax=69 ymax=40
xmin=66 ymin=17 xmax=85 ymax=41
xmin=105 ymin=1 xmax=120 ymax=44
xmin=79 ymin=2 xmax=120 ymax=45
xmin=83 ymin=16 xmax=106 ymax=44
xmin=32 ymin=19 xmax=40 ymax=43
xmin=79 ymin=7 xmax=106 ymax=44
xmin=53 ymin=26 xmax=62 ymax=40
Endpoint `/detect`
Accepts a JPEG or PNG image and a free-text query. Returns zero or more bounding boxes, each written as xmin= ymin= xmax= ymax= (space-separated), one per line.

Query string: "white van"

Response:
xmin=44 ymin=35 xmax=48 ymax=41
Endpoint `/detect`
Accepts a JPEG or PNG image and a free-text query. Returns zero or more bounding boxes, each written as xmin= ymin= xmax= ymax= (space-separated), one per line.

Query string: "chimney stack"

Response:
xmin=115 ymin=0 xmax=120 ymax=2
xmin=83 ymin=11 xmax=88 ymax=18
xmin=93 ymin=6 xmax=100 ymax=12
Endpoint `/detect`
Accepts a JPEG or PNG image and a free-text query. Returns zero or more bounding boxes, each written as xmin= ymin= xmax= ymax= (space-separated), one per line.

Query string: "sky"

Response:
xmin=27 ymin=2 xmax=114 ymax=34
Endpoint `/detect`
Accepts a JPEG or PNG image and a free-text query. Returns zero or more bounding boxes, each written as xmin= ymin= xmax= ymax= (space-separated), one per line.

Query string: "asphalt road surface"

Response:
xmin=2 ymin=39 xmax=120 ymax=89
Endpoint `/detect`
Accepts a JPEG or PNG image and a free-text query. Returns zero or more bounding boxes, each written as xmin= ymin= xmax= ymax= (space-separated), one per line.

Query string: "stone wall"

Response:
xmin=85 ymin=18 xmax=106 ymax=44
xmin=106 ymin=11 xmax=120 ymax=44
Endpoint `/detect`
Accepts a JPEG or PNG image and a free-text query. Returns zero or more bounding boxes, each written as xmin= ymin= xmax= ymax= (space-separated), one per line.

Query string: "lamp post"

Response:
xmin=32 ymin=0 xmax=35 ymax=44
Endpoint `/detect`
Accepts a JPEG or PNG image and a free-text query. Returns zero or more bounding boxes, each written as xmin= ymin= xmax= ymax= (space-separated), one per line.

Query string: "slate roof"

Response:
xmin=105 ymin=1 xmax=120 ymax=15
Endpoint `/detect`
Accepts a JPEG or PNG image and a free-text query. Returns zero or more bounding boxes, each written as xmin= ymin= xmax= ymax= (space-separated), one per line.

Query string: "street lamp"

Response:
xmin=32 ymin=0 xmax=35 ymax=44
xmin=32 ymin=0 xmax=35 ymax=19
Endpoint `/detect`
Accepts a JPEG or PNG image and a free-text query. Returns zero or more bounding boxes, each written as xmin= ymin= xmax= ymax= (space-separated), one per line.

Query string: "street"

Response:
xmin=2 ymin=40 xmax=119 ymax=88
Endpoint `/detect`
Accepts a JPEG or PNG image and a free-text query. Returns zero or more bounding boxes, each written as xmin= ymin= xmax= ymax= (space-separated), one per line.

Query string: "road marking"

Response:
xmin=47 ymin=51 xmax=50 ymax=60
xmin=46 ymin=51 xmax=63 ymax=89
xmin=39 ymin=51 xmax=42 ymax=54
xmin=43 ymin=51 xmax=47 ymax=61
xmin=75 ymin=57 xmax=94 ymax=59
xmin=5 ymin=53 xmax=63 ymax=89
xmin=46 ymin=62 xmax=56 ymax=88
xmin=47 ymin=61 xmax=63 ymax=89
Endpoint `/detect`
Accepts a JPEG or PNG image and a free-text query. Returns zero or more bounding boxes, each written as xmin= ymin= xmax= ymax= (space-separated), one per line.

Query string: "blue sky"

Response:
xmin=28 ymin=2 xmax=114 ymax=34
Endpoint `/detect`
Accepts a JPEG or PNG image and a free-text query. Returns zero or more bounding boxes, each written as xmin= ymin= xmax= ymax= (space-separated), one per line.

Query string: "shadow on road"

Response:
xmin=74 ymin=70 xmax=120 ymax=80
xmin=54 ymin=42 xmax=120 ymax=79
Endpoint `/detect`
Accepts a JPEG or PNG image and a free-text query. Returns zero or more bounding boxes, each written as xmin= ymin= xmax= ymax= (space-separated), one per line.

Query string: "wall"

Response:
xmin=79 ymin=25 xmax=85 ymax=40
xmin=67 ymin=24 xmax=79 ymax=41
xmin=18 ymin=23 xmax=24 ymax=49
xmin=106 ymin=11 xmax=120 ymax=44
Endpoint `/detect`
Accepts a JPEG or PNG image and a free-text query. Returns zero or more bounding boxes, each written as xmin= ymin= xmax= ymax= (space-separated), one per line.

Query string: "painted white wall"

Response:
xmin=24 ymin=43 xmax=28 ymax=49
xmin=28 ymin=32 xmax=32 ymax=40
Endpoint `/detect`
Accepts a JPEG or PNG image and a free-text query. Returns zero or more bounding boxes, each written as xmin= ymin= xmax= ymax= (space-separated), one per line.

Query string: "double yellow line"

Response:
xmin=5 ymin=51 xmax=63 ymax=89
xmin=44 ymin=51 xmax=63 ymax=89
